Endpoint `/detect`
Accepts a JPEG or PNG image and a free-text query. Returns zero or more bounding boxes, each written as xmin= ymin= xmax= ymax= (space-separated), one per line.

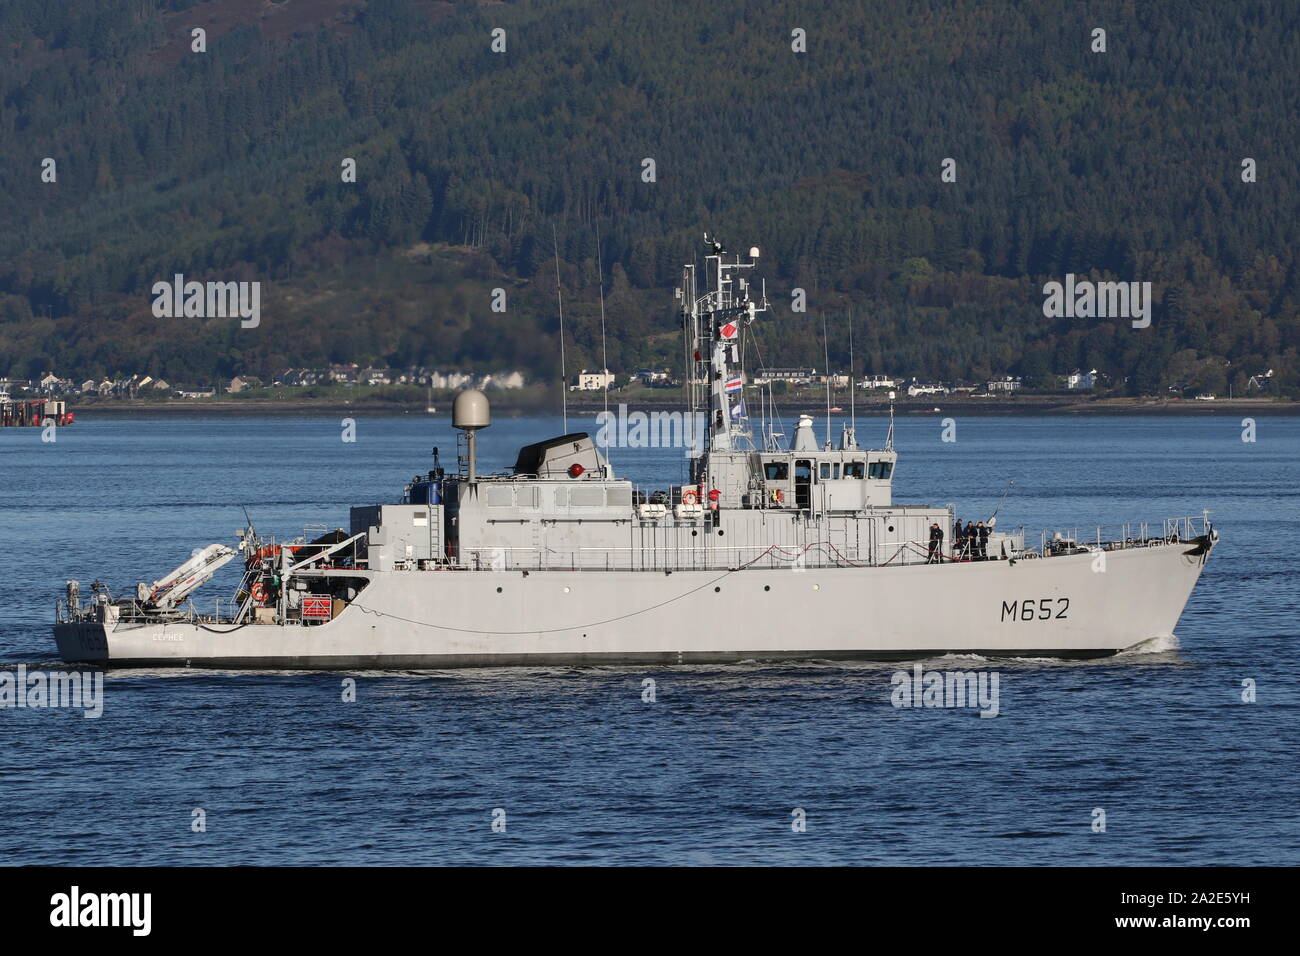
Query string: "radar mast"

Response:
xmin=679 ymin=237 xmax=769 ymax=465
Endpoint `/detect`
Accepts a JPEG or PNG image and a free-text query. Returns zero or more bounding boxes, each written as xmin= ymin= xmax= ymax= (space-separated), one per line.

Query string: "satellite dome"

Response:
xmin=452 ymin=389 xmax=491 ymax=429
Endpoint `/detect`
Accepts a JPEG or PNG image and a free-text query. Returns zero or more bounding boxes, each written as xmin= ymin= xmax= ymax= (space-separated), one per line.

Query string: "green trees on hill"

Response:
xmin=0 ymin=0 xmax=1296 ymax=396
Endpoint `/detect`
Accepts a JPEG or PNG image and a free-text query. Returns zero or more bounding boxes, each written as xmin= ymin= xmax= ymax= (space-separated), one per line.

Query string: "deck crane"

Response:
xmin=135 ymin=544 xmax=237 ymax=612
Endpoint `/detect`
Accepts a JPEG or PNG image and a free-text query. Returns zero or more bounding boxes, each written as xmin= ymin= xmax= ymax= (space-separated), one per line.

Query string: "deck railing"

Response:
xmin=56 ymin=515 xmax=1212 ymax=623
xmin=447 ymin=515 xmax=1210 ymax=573
xmin=1021 ymin=514 xmax=1211 ymax=560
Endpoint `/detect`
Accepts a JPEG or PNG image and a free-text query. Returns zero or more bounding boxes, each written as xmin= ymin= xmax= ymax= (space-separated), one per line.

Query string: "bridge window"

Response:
xmin=844 ymin=461 xmax=865 ymax=479
xmin=764 ymin=461 xmax=788 ymax=481
xmin=866 ymin=461 xmax=893 ymax=479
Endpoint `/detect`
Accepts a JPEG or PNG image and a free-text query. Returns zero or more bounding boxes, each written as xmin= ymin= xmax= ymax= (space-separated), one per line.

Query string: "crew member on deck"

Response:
xmin=977 ymin=520 xmax=990 ymax=560
xmin=928 ymin=522 xmax=944 ymax=564
xmin=953 ymin=517 xmax=966 ymax=558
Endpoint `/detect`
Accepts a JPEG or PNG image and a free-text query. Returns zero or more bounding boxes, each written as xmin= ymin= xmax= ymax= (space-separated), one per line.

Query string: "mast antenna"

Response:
xmin=822 ymin=311 xmax=832 ymax=448
xmin=886 ymin=390 xmax=896 ymax=451
xmin=552 ymin=224 xmax=568 ymax=434
xmin=595 ymin=221 xmax=611 ymax=470
xmin=848 ymin=306 xmax=857 ymax=442
xmin=989 ymin=479 xmax=1016 ymax=526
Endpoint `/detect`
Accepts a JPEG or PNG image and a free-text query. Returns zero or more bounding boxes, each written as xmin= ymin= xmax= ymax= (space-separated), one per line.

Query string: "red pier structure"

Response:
xmin=0 ymin=397 xmax=75 ymax=427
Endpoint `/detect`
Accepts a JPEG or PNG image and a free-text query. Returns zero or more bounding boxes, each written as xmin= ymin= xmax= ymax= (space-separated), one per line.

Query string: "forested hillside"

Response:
xmin=1 ymin=0 xmax=1297 ymax=396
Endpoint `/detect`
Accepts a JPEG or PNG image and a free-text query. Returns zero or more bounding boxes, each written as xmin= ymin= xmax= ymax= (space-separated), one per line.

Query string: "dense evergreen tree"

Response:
xmin=0 ymin=0 xmax=1296 ymax=395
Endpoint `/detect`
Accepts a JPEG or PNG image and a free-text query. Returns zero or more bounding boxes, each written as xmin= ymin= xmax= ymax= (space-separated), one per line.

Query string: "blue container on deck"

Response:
xmin=410 ymin=481 xmax=442 ymax=505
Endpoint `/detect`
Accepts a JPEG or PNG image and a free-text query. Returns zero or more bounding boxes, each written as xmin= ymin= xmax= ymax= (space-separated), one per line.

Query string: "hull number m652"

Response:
xmin=1001 ymin=598 xmax=1069 ymax=622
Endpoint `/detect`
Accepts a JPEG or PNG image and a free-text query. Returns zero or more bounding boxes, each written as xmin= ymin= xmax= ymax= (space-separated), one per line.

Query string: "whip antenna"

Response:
xmin=595 ymin=221 xmax=611 ymax=470
xmin=989 ymin=478 xmax=1016 ymax=526
xmin=822 ymin=311 xmax=831 ymax=448
xmin=848 ymin=306 xmax=856 ymax=440
xmin=552 ymin=224 xmax=568 ymax=434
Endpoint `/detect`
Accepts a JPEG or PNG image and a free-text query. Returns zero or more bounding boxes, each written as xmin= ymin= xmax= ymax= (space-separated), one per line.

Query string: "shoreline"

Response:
xmin=65 ymin=396 xmax=1300 ymax=417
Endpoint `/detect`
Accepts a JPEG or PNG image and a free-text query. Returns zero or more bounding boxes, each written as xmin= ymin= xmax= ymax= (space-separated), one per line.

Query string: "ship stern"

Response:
xmin=53 ymin=621 xmax=111 ymax=665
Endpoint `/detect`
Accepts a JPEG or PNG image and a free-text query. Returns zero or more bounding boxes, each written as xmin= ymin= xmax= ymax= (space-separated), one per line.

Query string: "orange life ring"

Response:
xmin=769 ymin=488 xmax=784 ymax=504
xmin=681 ymin=490 xmax=699 ymax=505
xmin=250 ymin=582 xmax=268 ymax=605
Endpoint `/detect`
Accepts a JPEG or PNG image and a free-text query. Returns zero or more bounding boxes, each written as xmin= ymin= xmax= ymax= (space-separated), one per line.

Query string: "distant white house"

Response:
xmin=427 ymin=370 xmax=475 ymax=389
xmin=753 ymin=367 xmax=817 ymax=385
xmin=79 ymin=379 xmax=96 ymax=393
xmin=633 ymin=369 xmax=670 ymax=386
xmin=573 ymin=369 xmax=615 ymax=391
xmin=906 ymin=379 xmax=949 ymax=397
xmin=1065 ymin=369 xmax=1097 ymax=390
xmin=228 ymin=376 xmax=263 ymax=393
xmin=1247 ymin=369 xmax=1274 ymax=391
xmin=858 ymin=374 xmax=897 ymax=389
xmin=483 ymin=371 xmax=526 ymax=390
xmin=987 ymin=375 xmax=1022 ymax=392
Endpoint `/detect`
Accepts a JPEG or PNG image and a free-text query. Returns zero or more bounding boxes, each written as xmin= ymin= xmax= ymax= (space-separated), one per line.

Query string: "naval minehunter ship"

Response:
xmin=54 ymin=241 xmax=1217 ymax=668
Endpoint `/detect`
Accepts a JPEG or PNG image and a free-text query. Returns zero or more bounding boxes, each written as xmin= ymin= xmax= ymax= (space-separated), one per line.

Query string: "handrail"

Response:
xmin=287 ymin=532 xmax=367 ymax=574
xmin=57 ymin=514 xmax=1211 ymax=623
xmin=447 ymin=514 xmax=1208 ymax=572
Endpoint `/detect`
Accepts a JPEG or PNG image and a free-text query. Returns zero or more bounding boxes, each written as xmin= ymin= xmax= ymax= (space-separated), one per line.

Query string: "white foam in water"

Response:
xmin=933 ymin=652 xmax=990 ymax=664
xmin=999 ymin=635 xmax=1182 ymax=665
xmin=1116 ymin=634 xmax=1181 ymax=656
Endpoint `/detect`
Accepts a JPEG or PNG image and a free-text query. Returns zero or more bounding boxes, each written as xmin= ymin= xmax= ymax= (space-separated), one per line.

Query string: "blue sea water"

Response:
xmin=0 ymin=410 xmax=1296 ymax=865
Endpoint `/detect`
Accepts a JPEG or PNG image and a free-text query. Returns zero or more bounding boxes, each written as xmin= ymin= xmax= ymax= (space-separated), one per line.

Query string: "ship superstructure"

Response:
xmin=54 ymin=241 xmax=1217 ymax=668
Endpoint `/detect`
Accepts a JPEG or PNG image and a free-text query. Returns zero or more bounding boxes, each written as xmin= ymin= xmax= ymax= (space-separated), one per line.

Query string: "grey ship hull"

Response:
xmin=54 ymin=536 xmax=1213 ymax=669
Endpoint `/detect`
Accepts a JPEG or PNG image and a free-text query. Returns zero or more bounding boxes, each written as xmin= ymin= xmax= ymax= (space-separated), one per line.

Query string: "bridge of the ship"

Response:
xmin=348 ymin=468 xmax=1211 ymax=574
